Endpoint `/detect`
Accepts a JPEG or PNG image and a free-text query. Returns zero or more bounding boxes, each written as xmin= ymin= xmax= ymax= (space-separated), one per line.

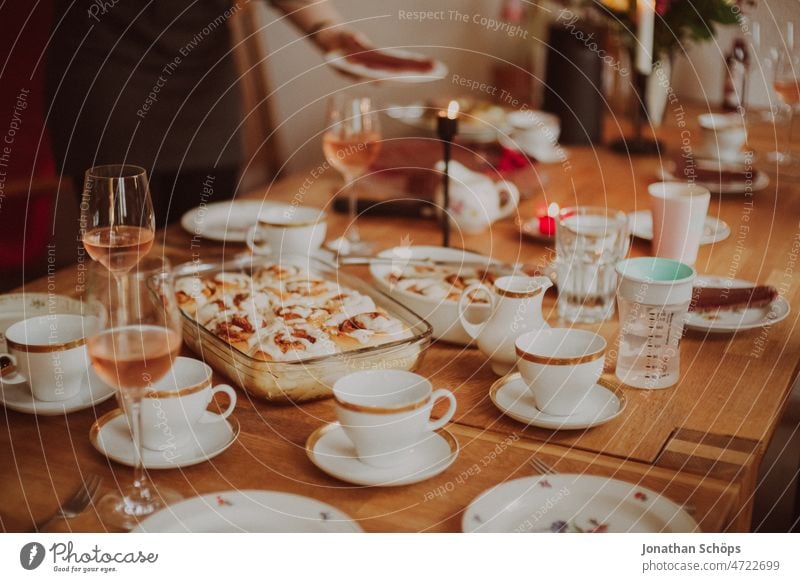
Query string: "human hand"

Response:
xmin=314 ymin=27 xmax=373 ymax=54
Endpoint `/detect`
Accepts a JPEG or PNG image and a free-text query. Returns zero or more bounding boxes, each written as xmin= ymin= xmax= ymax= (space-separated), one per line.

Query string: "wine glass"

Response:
xmin=323 ymin=95 xmax=382 ymax=254
xmin=764 ymin=24 xmax=800 ymax=170
xmin=81 ymin=164 xmax=156 ymax=273
xmin=768 ymin=50 xmax=800 ymax=168
xmin=84 ymin=256 xmax=183 ymax=529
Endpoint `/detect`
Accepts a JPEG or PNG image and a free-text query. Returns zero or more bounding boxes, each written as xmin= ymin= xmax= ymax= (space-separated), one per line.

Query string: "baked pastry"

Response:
xmin=177 ymin=263 xmax=411 ymax=362
xmin=386 ymin=263 xmax=497 ymax=303
xmin=690 ymin=285 xmax=778 ymax=312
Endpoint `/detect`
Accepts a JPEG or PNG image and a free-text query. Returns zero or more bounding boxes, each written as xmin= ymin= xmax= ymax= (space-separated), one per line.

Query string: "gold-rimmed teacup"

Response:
xmin=128 ymin=356 xmax=237 ymax=452
xmin=333 ymin=370 xmax=457 ymax=468
xmin=246 ymin=205 xmax=327 ymax=257
xmin=1 ymin=314 xmax=90 ymax=401
xmin=515 ymin=328 xmax=606 ymax=416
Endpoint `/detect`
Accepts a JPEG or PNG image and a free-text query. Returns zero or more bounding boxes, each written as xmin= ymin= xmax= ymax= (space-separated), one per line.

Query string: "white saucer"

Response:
xmin=490 ymin=373 xmax=626 ymax=430
xmin=180 ymin=200 xmax=287 ymax=243
xmin=686 ymin=275 xmax=791 ymax=333
xmin=0 ymin=368 xmax=116 ymax=416
xmin=497 ymin=132 xmax=568 ymax=164
xmin=90 ymin=409 xmax=240 ymax=469
xmin=306 ymin=422 xmax=459 ymax=487
xmin=627 ymin=210 xmax=730 ymax=245
xmin=324 ymin=48 xmax=447 ymax=83
xmin=132 ymin=490 xmax=362 ymax=533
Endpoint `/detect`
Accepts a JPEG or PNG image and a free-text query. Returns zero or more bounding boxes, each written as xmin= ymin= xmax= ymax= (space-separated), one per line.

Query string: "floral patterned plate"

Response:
xmin=685 ymin=275 xmax=790 ymax=333
xmin=462 ymin=474 xmax=698 ymax=533
xmin=132 ymin=490 xmax=362 ymax=533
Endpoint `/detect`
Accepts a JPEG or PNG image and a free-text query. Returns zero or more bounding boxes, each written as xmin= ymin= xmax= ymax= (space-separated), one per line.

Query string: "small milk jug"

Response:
xmin=458 ymin=275 xmax=552 ymax=375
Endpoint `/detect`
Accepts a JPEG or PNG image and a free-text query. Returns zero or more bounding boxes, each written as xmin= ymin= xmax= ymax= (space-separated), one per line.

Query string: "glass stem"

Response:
xmin=344 ymin=173 xmax=361 ymax=244
xmin=786 ymin=106 xmax=795 ymax=160
xmin=126 ymin=393 xmax=151 ymax=499
xmin=113 ymin=272 xmax=126 ymax=326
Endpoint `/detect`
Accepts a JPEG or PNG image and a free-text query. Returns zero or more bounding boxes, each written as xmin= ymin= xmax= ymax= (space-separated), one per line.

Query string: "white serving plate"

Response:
xmin=132 ymin=490 xmax=362 ymax=533
xmin=180 ymin=200 xmax=289 ymax=243
xmin=463 ymin=474 xmax=698 ymax=533
xmin=324 ymin=48 xmax=447 ymax=83
xmin=369 ymin=245 xmax=495 ymax=345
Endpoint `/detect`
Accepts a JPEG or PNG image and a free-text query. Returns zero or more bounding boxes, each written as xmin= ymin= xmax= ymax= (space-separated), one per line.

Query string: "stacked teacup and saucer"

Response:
xmin=0 ymin=314 xmax=116 ymax=415
xmin=306 ymin=370 xmax=459 ymax=486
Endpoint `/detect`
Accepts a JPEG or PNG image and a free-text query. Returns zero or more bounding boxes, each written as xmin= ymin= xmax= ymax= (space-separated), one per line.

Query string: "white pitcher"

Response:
xmin=435 ymin=161 xmax=520 ymax=235
xmin=457 ymin=275 xmax=552 ymax=375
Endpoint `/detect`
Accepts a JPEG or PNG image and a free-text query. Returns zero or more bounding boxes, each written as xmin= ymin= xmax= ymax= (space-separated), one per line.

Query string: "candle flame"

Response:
xmin=547 ymin=202 xmax=559 ymax=217
xmin=447 ymin=100 xmax=459 ymax=120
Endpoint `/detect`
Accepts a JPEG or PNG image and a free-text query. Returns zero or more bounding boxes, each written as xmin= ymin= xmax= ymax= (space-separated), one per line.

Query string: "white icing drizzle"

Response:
xmin=184 ymin=261 xmax=407 ymax=361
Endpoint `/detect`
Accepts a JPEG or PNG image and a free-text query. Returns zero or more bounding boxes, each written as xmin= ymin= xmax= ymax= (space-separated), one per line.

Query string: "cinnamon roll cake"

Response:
xmin=176 ymin=263 xmax=412 ymax=361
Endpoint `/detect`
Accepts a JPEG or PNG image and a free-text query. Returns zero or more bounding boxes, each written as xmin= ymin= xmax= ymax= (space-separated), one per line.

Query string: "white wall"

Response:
xmin=260 ymin=0 xmax=510 ymax=171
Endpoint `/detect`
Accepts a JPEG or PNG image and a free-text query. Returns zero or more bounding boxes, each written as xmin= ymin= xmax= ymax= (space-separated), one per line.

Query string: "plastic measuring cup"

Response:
xmin=614 ymin=257 xmax=696 ymax=389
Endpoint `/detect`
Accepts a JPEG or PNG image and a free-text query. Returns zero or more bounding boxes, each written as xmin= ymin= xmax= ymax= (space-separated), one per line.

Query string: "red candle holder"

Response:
xmin=536 ymin=202 xmax=559 ymax=238
xmin=538 ymin=214 xmax=556 ymax=237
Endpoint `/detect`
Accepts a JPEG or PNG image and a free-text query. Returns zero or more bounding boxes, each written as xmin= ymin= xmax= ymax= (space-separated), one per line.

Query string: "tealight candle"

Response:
xmin=436 ymin=100 xmax=460 ymax=140
xmin=537 ymin=202 xmax=559 ymax=237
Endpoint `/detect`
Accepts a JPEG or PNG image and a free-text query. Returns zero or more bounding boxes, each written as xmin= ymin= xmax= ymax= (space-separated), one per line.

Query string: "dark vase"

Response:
xmin=542 ymin=20 xmax=604 ymax=145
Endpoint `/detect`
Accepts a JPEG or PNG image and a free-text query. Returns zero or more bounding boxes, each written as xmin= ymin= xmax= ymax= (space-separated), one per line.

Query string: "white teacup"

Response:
xmin=435 ymin=161 xmax=520 ymax=235
xmin=505 ymin=110 xmax=561 ymax=154
xmin=246 ymin=205 xmax=327 ymax=257
xmin=129 ymin=357 xmax=237 ymax=452
xmin=698 ymin=113 xmax=747 ymax=161
xmin=1 ymin=314 xmax=90 ymax=401
xmin=333 ymin=370 xmax=457 ymax=468
xmin=515 ymin=328 xmax=606 ymax=416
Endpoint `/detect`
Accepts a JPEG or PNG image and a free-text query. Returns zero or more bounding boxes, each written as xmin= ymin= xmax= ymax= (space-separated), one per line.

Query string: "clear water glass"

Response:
xmin=555 ymin=207 xmax=629 ymax=323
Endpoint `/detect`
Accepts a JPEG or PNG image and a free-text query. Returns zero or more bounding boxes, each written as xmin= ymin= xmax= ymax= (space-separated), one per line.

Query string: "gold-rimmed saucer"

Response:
xmin=0 ymin=368 xmax=115 ymax=416
xmin=490 ymin=373 xmax=626 ymax=430
xmin=90 ymin=409 xmax=240 ymax=469
xmin=306 ymin=422 xmax=459 ymax=487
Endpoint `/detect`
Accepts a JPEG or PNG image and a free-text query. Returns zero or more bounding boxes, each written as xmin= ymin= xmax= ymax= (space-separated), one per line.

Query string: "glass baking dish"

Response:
xmin=172 ymin=255 xmax=432 ymax=404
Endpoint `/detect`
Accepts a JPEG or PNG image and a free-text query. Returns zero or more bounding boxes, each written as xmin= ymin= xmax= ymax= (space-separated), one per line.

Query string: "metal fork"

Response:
xmin=32 ymin=474 xmax=103 ymax=532
xmin=529 ymin=457 xmax=557 ymax=475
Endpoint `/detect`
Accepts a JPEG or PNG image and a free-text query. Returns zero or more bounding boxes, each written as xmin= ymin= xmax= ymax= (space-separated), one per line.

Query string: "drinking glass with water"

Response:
xmin=555 ymin=206 xmax=629 ymax=324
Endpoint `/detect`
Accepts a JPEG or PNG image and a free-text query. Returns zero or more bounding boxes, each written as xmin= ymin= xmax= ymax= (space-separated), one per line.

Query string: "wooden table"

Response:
xmin=2 ymin=107 xmax=797 ymax=533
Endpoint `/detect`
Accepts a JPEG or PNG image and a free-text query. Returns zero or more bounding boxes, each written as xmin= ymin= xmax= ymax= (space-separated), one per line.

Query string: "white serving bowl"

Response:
xmin=370 ymin=245 xmax=495 ymax=345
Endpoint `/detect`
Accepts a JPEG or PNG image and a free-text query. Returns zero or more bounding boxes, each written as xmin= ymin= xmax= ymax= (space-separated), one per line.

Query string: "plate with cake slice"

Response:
xmin=685 ymin=275 xmax=789 ymax=333
xmin=324 ymin=48 xmax=447 ymax=83
xmin=657 ymin=157 xmax=769 ymax=195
